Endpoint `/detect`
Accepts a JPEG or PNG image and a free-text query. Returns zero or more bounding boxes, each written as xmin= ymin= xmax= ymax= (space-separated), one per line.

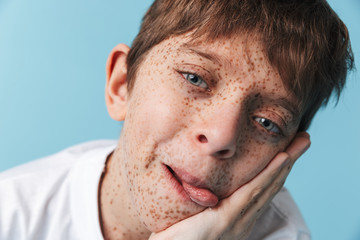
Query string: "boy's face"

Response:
xmin=114 ymin=34 xmax=300 ymax=231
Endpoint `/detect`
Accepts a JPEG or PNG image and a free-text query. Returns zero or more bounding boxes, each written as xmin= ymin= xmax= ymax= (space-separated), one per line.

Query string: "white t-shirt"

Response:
xmin=0 ymin=140 xmax=311 ymax=240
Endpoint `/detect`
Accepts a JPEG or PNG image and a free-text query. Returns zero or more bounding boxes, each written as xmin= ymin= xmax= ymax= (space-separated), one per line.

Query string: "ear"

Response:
xmin=105 ymin=44 xmax=130 ymax=121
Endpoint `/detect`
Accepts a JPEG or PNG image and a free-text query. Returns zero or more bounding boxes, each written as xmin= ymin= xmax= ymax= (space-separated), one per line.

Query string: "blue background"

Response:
xmin=0 ymin=1 xmax=359 ymax=239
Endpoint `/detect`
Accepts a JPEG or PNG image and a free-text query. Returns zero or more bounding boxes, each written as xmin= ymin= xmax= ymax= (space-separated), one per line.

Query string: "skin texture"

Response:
xmin=100 ymin=34 xmax=307 ymax=240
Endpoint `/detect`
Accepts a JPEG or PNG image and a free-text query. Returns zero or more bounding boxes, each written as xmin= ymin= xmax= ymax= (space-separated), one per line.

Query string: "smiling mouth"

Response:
xmin=164 ymin=164 xmax=219 ymax=207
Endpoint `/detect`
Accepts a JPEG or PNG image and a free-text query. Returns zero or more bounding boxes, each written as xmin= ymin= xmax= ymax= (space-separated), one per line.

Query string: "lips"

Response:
xmin=164 ymin=164 xmax=219 ymax=207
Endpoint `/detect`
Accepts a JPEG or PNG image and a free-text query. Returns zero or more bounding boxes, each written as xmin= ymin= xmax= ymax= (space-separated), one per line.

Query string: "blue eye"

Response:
xmin=182 ymin=73 xmax=208 ymax=89
xmin=254 ymin=117 xmax=281 ymax=134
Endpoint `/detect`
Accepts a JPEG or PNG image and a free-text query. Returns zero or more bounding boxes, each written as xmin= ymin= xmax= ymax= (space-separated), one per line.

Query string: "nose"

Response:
xmin=194 ymin=115 xmax=240 ymax=159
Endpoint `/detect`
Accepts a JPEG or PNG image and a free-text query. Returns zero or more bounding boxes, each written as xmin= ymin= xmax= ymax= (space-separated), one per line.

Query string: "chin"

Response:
xmin=137 ymin=199 xmax=201 ymax=233
xmin=139 ymin=214 xmax=180 ymax=233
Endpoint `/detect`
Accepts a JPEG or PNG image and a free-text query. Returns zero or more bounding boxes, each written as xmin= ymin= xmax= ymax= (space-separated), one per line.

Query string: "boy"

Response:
xmin=0 ymin=0 xmax=353 ymax=239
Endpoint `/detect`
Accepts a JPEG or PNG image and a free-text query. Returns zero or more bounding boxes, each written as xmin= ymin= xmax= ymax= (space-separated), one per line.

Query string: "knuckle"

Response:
xmin=270 ymin=180 xmax=285 ymax=195
xmin=270 ymin=185 xmax=278 ymax=195
xmin=250 ymin=186 xmax=263 ymax=201
xmin=270 ymin=186 xmax=279 ymax=195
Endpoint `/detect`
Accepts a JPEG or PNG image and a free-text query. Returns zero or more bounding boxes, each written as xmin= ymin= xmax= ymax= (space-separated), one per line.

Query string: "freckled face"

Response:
xmin=119 ymin=35 xmax=300 ymax=232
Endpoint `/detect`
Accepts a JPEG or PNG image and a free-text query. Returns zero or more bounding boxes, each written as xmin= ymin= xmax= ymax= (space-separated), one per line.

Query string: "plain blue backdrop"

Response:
xmin=0 ymin=1 xmax=359 ymax=239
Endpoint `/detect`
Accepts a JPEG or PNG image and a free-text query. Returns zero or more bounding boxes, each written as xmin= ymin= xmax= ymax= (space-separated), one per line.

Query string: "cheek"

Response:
xmin=215 ymin=138 xmax=288 ymax=198
xmin=121 ymin=82 xmax=203 ymax=231
xmin=124 ymin=75 xmax=189 ymax=143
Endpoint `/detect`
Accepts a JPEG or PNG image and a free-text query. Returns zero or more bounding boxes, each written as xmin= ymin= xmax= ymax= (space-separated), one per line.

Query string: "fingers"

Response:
xmin=286 ymin=132 xmax=311 ymax=161
xmin=218 ymin=152 xmax=290 ymax=220
xmin=229 ymin=131 xmax=310 ymax=207
xmin=236 ymin=131 xmax=311 ymax=216
xmin=244 ymin=156 xmax=293 ymax=223
xmin=216 ymin=132 xmax=311 ymax=236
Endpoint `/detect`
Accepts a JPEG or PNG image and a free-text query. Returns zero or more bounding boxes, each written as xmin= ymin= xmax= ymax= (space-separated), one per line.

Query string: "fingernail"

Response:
xmin=297 ymin=132 xmax=310 ymax=139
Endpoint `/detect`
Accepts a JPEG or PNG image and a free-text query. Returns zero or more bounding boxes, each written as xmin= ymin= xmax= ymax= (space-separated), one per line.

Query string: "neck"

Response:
xmin=98 ymin=146 xmax=152 ymax=240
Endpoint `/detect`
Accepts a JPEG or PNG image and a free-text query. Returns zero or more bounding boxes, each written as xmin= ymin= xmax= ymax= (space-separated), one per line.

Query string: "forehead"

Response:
xmin=181 ymin=33 xmax=264 ymax=65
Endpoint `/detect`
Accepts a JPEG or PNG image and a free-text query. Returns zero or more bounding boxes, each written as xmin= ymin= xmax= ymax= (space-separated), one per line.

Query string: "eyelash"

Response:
xmin=181 ymin=72 xmax=209 ymax=90
xmin=253 ymin=116 xmax=284 ymax=137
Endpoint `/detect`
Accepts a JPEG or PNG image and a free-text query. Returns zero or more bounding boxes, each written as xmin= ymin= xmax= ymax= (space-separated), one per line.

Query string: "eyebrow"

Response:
xmin=179 ymin=43 xmax=231 ymax=67
xmin=264 ymin=95 xmax=301 ymax=121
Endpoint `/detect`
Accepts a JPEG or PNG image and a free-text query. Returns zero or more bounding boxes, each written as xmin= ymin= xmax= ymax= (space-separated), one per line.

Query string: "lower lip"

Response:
xmin=162 ymin=164 xmax=191 ymax=202
xmin=181 ymin=181 xmax=219 ymax=207
xmin=162 ymin=164 xmax=219 ymax=207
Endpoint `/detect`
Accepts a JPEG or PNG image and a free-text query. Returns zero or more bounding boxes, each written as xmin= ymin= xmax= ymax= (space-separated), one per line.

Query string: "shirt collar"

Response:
xmin=69 ymin=141 xmax=116 ymax=240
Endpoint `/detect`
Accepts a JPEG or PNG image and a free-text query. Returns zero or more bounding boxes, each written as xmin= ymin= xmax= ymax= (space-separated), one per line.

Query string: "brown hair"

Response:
xmin=126 ymin=0 xmax=354 ymax=130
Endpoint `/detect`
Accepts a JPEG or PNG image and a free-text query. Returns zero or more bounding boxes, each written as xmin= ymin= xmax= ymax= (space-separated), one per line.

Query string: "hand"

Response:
xmin=149 ymin=132 xmax=311 ymax=240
